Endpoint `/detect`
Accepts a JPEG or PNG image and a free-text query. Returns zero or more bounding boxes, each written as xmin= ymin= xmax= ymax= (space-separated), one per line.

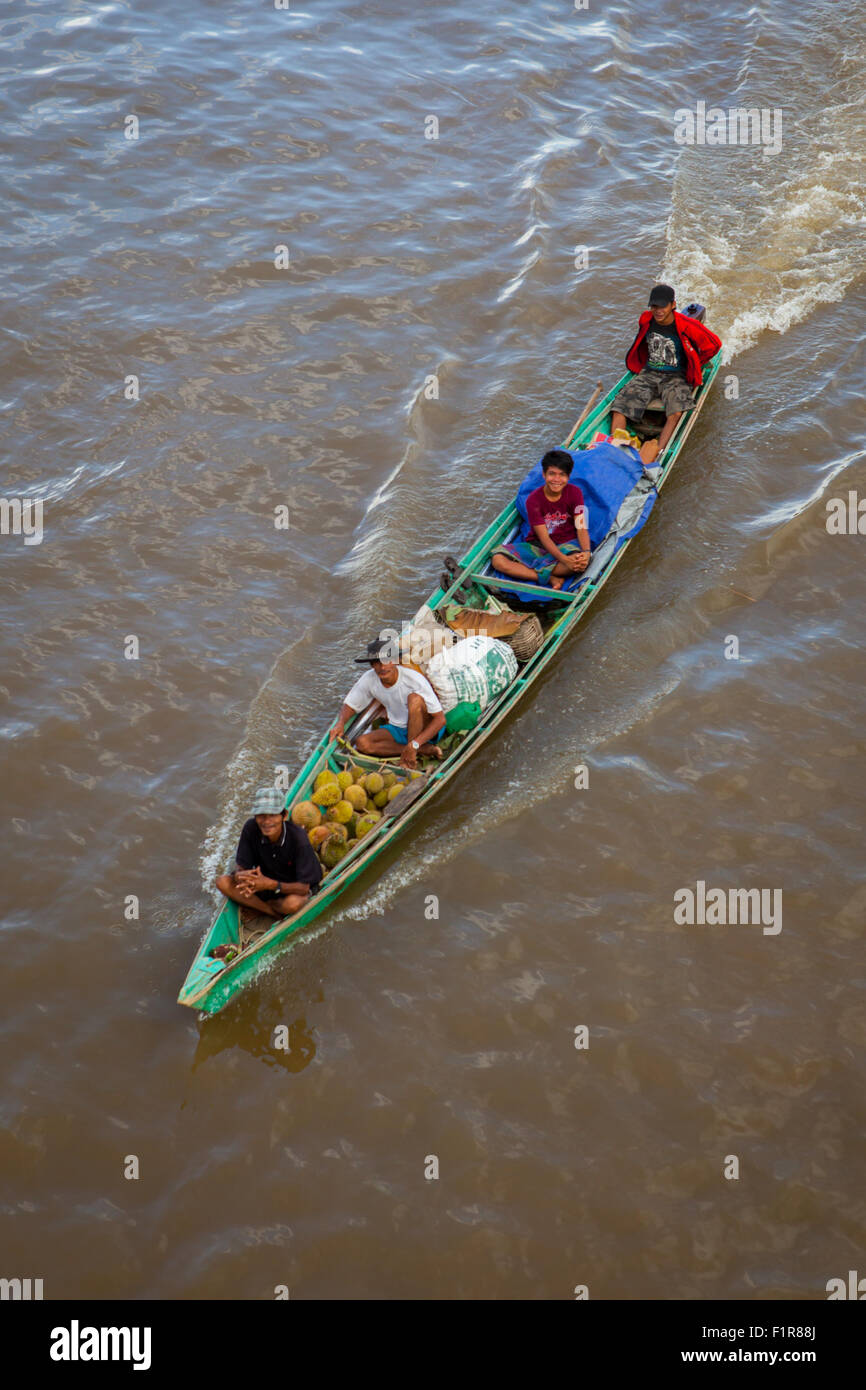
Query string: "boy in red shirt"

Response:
xmin=492 ymin=450 xmax=590 ymax=591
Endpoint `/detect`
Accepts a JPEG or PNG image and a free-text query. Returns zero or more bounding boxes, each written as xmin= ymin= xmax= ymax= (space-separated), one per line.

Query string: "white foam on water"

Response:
xmin=197 ymin=636 xmax=326 ymax=899
xmin=760 ymin=445 xmax=866 ymax=531
xmin=333 ymin=356 xmax=463 ymax=586
xmin=664 ymin=5 xmax=866 ymax=363
xmin=199 ymin=741 xmax=261 ymax=899
xmin=666 ymin=174 xmax=865 ymax=363
xmin=497 ymin=247 xmax=542 ymax=304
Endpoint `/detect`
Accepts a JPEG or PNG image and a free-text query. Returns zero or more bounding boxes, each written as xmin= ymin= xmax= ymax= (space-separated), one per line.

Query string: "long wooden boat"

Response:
xmin=179 ymin=330 xmax=723 ymax=1014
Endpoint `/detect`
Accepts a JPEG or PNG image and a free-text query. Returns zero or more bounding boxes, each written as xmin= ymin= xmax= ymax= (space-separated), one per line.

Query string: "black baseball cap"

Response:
xmin=354 ymin=637 xmax=395 ymax=664
xmin=648 ymin=283 xmax=676 ymax=306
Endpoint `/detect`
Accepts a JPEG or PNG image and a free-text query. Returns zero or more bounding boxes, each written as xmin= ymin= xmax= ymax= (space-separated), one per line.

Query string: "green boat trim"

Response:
xmin=179 ymin=348 xmax=723 ymax=1015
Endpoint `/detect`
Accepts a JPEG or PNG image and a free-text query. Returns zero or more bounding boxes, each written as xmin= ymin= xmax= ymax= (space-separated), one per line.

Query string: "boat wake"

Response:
xmin=333 ymin=354 xmax=462 ymax=589
xmin=198 ymin=633 xmax=330 ymax=899
xmin=197 ymin=0 xmax=866 ymax=947
xmin=329 ymin=673 xmax=683 ymax=923
xmin=663 ymin=0 xmax=866 ymax=362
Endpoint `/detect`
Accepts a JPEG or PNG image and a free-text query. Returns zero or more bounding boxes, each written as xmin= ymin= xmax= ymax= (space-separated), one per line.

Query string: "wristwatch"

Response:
xmin=410 ymin=740 xmax=420 ymax=751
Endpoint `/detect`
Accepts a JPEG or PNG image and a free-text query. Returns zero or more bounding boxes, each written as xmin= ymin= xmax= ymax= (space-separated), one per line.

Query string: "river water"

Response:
xmin=2 ymin=0 xmax=864 ymax=1299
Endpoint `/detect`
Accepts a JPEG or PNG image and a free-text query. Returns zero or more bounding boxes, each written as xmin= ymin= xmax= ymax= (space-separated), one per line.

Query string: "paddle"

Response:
xmin=382 ymin=773 xmax=430 ymax=819
xmin=565 ymin=379 xmax=604 ymax=445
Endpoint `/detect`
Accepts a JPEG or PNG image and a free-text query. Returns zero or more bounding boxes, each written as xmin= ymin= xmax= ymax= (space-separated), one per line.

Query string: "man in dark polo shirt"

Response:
xmin=214 ymin=787 xmax=322 ymax=920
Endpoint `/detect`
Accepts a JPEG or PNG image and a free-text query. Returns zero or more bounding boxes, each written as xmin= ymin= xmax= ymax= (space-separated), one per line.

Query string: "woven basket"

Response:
xmin=504 ymin=613 xmax=544 ymax=661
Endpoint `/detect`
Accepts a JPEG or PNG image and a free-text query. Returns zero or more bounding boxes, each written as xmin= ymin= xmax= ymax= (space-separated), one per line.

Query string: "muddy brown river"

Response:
xmin=1 ymin=0 xmax=864 ymax=1299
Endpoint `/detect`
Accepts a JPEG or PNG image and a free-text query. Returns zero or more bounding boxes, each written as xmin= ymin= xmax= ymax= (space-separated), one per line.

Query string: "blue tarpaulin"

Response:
xmin=496 ymin=442 xmax=658 ymax=602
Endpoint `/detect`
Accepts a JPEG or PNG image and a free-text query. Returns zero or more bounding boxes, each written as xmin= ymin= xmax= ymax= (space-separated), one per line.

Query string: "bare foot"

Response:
xmin=420 ymin=744 xmax=443 ymax=760
xmin=550 ymin=575 xmax=565 ymax=591
xmin=640 ymin=438 xmax=660 ymax=465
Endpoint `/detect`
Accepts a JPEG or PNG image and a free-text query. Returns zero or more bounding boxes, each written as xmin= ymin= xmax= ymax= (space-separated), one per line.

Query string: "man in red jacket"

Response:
xmin=610 ymin=284 xmax=722 ymax=452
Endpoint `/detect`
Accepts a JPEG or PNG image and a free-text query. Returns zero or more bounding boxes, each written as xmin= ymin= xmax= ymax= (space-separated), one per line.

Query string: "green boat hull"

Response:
xmin=179 ymin=353 xmax=722 ymax=1015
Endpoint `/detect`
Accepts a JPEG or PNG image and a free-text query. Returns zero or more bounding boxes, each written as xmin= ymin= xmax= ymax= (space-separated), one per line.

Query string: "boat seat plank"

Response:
xmin=467 ymin=571 xmax=581 ymax=602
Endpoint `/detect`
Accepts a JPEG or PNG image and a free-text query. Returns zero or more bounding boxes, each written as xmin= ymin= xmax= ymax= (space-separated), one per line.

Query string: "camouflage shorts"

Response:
xmin=612 ymin=368 xmax=695 ymax=421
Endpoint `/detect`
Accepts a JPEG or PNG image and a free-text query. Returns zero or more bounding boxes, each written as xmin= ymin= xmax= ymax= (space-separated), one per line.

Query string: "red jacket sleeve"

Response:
xmin=689 ymin=318 xmax=722 ymax=365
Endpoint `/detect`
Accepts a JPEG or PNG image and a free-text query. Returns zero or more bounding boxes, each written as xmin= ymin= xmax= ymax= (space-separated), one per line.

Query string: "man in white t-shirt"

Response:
xmin=331 ymin=638 xmax=446 ymax=769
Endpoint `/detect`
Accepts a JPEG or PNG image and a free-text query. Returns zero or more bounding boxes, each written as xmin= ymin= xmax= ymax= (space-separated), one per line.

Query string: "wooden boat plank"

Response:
xmin=466 ymin=572 xmax=585 ymax=602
